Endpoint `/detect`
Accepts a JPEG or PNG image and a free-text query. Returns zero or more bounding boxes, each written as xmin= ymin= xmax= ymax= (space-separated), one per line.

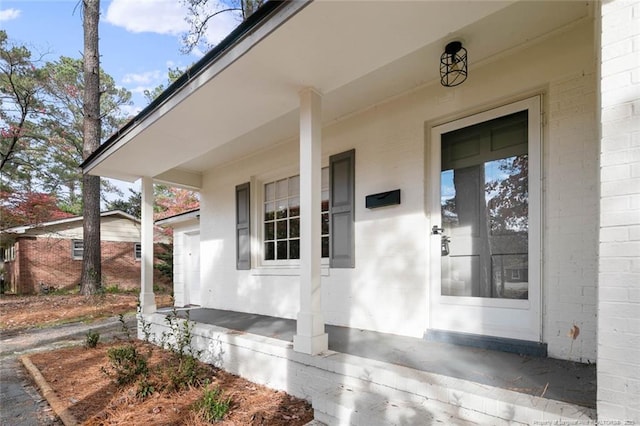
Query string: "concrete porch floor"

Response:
xmin=161 ymin=307 xmax=596 ymax=410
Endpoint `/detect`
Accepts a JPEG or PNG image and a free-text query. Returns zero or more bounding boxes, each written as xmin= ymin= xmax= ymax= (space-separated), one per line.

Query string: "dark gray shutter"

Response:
xmin=329 ymin=149 xmax=355 ymax=268
xmin=236 ymin=182 xmax=251 ymax=270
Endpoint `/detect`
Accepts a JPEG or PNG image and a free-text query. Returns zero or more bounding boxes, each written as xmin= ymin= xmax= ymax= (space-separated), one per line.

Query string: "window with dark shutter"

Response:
xmin=329 ymin=149 xmax=355 ymax=268
xmin=236 ymin=182 xmax=251 ymax=270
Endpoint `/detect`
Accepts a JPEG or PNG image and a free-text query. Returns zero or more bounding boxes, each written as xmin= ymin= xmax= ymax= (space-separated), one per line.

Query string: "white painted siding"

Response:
xmin=544 ymin=70 xmax=599 ymax=362
xmin=598 ymin=0 xmax=640 ymax=421
xmin=199 ymin=19 xmax=599 ymax=361
xmin=24 ymin=216 xmax=140 ymax=242
xmin=100 ymin=217 xmax=141 ymax=242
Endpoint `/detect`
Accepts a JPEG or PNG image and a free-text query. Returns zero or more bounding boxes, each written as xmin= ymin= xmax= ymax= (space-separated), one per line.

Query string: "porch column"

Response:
xmin=139 ymin=176 xmax=156 ymax=314
xmin=293 ymin=88 xmax=328 ymax=355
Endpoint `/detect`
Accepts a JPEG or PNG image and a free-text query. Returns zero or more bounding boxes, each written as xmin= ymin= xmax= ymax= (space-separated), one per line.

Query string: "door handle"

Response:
xmin=441 ymin=235 xmax=451 ymax=256
xmin=432 ymin=225 xmax=444 ymax=235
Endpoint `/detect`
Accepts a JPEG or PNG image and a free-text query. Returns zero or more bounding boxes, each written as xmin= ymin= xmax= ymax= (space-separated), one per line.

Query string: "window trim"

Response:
xmin=72 ymin=239 xmax=83 ymax=260
xmin=134 ymin=242 xmax=142 ymax=261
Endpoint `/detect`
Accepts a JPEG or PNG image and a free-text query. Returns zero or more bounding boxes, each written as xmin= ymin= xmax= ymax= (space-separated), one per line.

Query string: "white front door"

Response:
xmin=185 ymin=232 xmax=201 ymax=306
xmin=429 ymin=97 xmax=542 ymax=342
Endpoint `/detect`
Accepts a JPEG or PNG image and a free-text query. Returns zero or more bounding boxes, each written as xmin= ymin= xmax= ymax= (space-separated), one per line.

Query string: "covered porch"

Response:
xmin=82 ymin=0 xmax=640 ymax=421
xmin=144 ymin=307 xmax=596 ymax=424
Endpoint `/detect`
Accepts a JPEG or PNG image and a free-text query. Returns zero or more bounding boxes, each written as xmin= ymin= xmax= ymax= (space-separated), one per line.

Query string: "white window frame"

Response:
xmin=72 ymin=239 xmax=83 ymax=260
xmin=3 ymin=245 xmax=16 ymax=262
xmin=252 ymin=165 xmax=330 ymax=269
xmin=134 ymin=243 xmax=142 ymax=261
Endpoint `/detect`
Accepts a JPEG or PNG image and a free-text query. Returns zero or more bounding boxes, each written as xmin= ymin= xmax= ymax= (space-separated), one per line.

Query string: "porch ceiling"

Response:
xmin=86 ymin=0 xmax=591 ymax=187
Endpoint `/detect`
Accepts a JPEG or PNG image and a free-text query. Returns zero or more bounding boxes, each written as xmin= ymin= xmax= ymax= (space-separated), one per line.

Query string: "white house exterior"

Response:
xmin=155 ymin=209 xmax=201 ymax=307
xmin=83 ymin=1 xmax=639 ymax=423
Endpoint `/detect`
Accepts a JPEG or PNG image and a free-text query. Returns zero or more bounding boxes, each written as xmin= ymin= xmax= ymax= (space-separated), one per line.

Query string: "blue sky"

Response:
xmin=0 ymin=0 xmax=243 ymax=112
xmin=1 ymin=0 xmax=243 ymax=198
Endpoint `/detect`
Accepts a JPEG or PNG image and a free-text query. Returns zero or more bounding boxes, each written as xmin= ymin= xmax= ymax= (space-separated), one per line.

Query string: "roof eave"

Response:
xmin=81 ymin=0 xmax=300 ymax=174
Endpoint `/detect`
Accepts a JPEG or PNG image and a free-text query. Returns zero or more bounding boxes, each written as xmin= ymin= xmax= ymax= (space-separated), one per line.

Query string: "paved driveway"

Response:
xmin=0 ymin=316 xmax=137 ymax=425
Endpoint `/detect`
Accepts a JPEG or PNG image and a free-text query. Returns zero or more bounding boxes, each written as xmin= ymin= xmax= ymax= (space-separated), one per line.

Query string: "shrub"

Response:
xmin=158 ymin=309 xmax=206 ymax=391
xmin=105 ymin=344 xmax=148 ymax=386
xmin=193 ymin=385 xmax=231 ymax=422
xmin=136 ymin=377 xmax=155 ymax=399
xmin=85 ymin=330 xmax=100 ymax=348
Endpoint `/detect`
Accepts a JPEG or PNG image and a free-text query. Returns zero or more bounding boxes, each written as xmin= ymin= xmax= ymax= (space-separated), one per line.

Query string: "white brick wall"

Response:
xmin=598 ymin=0 xmax=640 ymax=421
xmin=544 ymin=70 xmax=599 ymax=362
xmin=141 ymin=313 xmax=596 ymax=425
xmin=193 ymin=19 xmax=601 ymax=359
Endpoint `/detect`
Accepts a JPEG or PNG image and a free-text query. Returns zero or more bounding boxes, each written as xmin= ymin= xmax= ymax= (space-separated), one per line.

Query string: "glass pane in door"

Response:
xmin=440 ymin=123 xmax=528 ymax=299
xmin=486 ymin=155 xmax=529 ymax=299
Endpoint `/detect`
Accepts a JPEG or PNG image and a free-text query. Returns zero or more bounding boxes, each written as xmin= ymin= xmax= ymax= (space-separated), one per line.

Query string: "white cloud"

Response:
xmin=201 ymin=8 xmax=242 ymax=46
xmin=190 ymin=47 xmax=207 ymax=59
xmin=127 ymin=86 xmax=150 ymax=95
xmin=105 ymin=0 xmax=189 ymax=35
xmin=122 ymin=70 xmax=163 ymax=86
xmin=119 ymin=104 xmax=143 ymax=118
xmin=0 ymin=8 xmax=21 ymax=22
xmin=105 ymin=0 xmax=241 ymax=47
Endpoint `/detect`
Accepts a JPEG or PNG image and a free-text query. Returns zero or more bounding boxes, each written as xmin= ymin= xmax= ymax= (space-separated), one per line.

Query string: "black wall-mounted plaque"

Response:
xmin=365 ymin=189 xmax=401 ymax=209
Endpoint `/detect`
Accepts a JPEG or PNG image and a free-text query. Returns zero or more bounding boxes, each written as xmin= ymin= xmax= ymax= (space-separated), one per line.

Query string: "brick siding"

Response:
xmin=545 ymin=69 xmax=599 ymax=362
xmin=3 ymin=237 xmax=168 ymax=294
xmin=598 ymin=0 xmax=640 ymax=421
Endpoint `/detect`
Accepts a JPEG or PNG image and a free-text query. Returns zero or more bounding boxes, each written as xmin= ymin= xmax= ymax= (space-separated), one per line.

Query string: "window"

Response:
xmin=134 ymin=243 xmax=142 ymax=260
xmin=263 ymin=168 xmax=329 ymax=262
xmin=510 ymin=269 xmax=521 ymax=280
xmin=72 ymin=240 xmax=83 ymax=260
xmin=3 ymin=245 xmax=15 ymax=262
xmin=235 ymin=149 xmax=355 ymax=270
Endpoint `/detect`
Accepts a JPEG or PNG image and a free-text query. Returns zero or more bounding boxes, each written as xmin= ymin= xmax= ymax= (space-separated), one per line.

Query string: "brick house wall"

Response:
xmin=4 ymin=236 xmax=168 ymax=294
xmin=598 ymin=0 xmax=640 ymax=421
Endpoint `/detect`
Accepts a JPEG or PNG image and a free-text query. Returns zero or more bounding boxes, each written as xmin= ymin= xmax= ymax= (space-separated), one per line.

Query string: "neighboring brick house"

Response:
xmin=0 ymin=210 xmax=166 ymax=294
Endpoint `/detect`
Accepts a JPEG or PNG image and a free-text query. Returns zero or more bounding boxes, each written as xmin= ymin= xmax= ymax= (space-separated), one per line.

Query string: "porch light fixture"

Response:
xmin=440 ymin=41 xmax=468 ymax=87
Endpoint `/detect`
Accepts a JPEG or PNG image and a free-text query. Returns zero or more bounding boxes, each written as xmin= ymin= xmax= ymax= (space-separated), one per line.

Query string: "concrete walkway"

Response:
xmin=0 ymin=315 xmax=136 ymax=426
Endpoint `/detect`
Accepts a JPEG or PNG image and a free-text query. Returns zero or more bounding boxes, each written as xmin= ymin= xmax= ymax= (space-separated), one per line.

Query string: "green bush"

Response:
xmin=193 ymin=385 xmax=231 ymax=422
xmin=136 ymin=377 xmax=155 ymax=399
xmin=154 ymin=243 xmax=173 ymax=280
xmin=105 ymin=344 xmax=148 ymax=386
xmin=158 ymin=309 xmax=206 ymax=391
xmin=85 ymin=330 xmax=100 ymax=348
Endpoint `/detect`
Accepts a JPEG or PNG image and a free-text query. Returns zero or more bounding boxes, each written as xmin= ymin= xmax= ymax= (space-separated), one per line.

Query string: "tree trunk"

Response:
xmin=80 ymin=0 xmax=101 ymax=295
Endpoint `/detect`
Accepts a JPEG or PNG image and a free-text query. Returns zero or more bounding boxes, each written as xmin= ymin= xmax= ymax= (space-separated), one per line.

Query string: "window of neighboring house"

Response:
xmin=511 ymin=269 xmax=521 ymax=280
xmin=263 ymin=168 xmax=329 ymax=262
xmin=72 ymin=240 xmax=83 ymax=260
xmin=134 ymin=243 xmax=142 ymax=260
xmin=3 ymin=245 xmax=15 ymax=262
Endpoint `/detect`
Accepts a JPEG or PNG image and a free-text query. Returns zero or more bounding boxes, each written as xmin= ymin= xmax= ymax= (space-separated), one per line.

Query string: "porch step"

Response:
xmin=311 ymin=381 xmax=499 ymax=426
xmin=309 ymin=351 xmax=595 ymax=426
